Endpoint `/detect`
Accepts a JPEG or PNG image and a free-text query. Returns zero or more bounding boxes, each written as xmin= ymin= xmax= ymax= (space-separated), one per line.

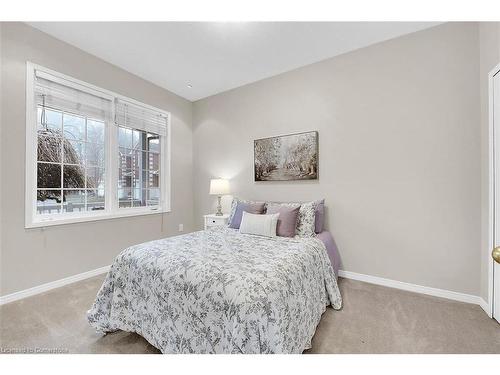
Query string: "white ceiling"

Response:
xmin=29 ymin=22 xmax=440 ymax=101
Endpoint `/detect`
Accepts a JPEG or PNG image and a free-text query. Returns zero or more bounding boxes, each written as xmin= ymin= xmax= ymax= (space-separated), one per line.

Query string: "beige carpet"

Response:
xmin=1 ymin=275 xmax=499 ymax=354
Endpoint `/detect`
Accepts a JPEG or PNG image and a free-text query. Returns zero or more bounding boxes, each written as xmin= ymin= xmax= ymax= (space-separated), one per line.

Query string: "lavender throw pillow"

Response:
xmin=315 ymin=199 xmax=325 ymax=233
xmin=266 ymin=205 xmax=300 ymax=237
xmin=228 ymin=202 xmax=265 ymax=229
xmin=265 ymin=201 xmax=318 ymax=237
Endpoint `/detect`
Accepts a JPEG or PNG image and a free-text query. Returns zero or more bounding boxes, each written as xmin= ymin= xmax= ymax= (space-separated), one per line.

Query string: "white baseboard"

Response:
xmin=0 ymin=265 xmax=489 ymax=314
xmin=0 ymin=265 xmax=110 ymax=306
xmin=338 ymin=270 xmax=482 ymax=305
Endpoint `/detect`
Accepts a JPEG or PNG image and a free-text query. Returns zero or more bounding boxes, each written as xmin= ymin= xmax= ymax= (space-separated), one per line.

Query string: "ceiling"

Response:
xmin=29 ymin=22 xmax=440 ymax=101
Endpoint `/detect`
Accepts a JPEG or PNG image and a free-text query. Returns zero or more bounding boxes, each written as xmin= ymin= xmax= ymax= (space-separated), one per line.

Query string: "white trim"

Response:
xmin=25 ymin=62 xmax=37 ymax=229
xmin=165 ymin=113 xmax=172 ymax=212
xmin=25 ymin=62 xmax=172 ymax=228
xmin=25 ymin=207 xmax=170 ymax=229
xmin=487 ymin=62 xmax=500 ymax=319
xmin=0 ymin=265 xmax=110 ymax=305
xmin=479 ymin=298 xmax=491 ymax=316
xmin=0 ymin=265 xmax=485 ymax=309
xmin=338 ymin=270 xmax=481 ymax=305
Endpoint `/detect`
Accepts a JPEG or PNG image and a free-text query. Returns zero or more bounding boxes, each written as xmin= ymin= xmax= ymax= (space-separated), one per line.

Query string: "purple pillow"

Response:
xmin=315 ymin=199 xmax=325 ymax=233
xmin=228 ymin=202 xmax=265 ymax=229
xmin=266 ymin=205 xmax=300 ymax=237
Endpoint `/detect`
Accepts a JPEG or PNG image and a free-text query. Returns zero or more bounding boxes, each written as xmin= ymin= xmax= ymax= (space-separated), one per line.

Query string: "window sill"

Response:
xmin=25 ymin=207 xmax=171 ymax=229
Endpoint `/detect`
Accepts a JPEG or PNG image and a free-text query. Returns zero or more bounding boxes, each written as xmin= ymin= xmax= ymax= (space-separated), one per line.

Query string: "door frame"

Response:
xmin=487 ymin=62 xmax=500 ymax=319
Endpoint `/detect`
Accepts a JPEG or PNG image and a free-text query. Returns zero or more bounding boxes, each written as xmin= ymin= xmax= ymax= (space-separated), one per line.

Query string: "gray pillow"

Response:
xmin=266 ymin=205 xmax=300 ymax=237
xmin=228 ymin=201 xmax=265 ymax=229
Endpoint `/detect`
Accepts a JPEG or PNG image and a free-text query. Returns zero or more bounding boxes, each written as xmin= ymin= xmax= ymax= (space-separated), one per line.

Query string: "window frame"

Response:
xmin=25 ymin=62 xmax=171 ymax=228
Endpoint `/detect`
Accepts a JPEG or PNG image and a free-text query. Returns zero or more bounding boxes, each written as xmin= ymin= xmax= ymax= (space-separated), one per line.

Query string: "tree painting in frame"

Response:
xmin=254 ymin=131 xmax=318 ymax=181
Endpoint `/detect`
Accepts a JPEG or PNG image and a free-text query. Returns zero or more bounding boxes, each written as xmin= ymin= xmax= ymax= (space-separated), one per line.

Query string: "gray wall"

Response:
xmin=0 ymin=23 xmax=194 ymax=296
xmin=479 ymin=22 xmax=500 ymax=301
xmin=193 ymin=23 xmax=482 ymax=295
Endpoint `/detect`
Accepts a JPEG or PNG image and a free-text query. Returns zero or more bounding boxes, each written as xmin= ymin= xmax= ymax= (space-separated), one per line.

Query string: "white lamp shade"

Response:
xmin=209 ymin=179 xmax=230 ymax=195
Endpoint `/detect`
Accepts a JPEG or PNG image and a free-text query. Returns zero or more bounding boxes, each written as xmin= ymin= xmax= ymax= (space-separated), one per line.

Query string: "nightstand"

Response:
xmin=204 ymin=214 xmax=229 ymax=230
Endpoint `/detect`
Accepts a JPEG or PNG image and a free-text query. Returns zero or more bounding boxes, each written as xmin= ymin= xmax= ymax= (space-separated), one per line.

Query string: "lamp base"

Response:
xmin=215 ymin=196 xmax=223 ymax=216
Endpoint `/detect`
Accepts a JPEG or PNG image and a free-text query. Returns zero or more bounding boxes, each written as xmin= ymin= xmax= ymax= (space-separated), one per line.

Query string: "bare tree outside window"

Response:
xmin=36 ymin=106 xmax=105 ymax=213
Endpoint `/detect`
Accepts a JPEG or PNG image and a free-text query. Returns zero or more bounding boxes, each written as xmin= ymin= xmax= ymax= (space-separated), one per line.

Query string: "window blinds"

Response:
xmin=114 ymin=99 xmax=168 ymax=136
xmin=34 ymin=70 xmax=112 ymax=120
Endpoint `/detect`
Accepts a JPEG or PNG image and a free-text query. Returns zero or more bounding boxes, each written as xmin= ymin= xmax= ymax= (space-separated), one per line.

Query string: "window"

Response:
xmin=117 ymin=127 xmax=160 ymax=208
xmin=114 ymin=98 xmax=167 ymax=211
xmin=26 ymin=63 xmax=170 ymax=228
xmin=36 ymin=107 xmax=106 ymax=215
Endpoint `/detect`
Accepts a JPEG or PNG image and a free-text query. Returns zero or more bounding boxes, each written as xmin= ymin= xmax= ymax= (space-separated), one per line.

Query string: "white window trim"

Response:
xmin=25 ymin=62 xmax=171 ymax=229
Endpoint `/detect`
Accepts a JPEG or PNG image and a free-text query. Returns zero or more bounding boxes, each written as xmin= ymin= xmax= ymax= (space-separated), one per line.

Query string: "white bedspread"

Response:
xmin=87 ymin=227 xmax=342 ymax=353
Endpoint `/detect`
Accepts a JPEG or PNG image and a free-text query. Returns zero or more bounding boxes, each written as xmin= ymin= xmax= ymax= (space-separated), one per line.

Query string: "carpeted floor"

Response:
xmin=0 ymin=275 xmax=499 ymax=354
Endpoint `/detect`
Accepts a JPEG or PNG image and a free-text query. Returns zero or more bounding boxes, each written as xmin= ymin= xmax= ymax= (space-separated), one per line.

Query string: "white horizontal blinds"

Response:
xmin=114 ymin=99 xmax=168 ymax=136
xmin=34 ymin=70 xmax=112 ymax=120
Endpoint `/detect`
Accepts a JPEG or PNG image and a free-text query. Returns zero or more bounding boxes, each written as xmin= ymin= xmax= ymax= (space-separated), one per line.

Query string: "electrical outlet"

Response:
xmin=178 ymin=224 xmax=184 ymax=232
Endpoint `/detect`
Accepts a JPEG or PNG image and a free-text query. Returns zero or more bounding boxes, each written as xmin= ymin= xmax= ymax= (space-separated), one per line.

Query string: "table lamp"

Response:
xmin=209 ymin=179 xmax=230 ymax=216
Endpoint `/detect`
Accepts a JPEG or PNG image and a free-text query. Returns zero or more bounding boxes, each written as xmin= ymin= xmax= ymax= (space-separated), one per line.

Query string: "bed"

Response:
xmin=87 ymin=226 xmax=342 ymax=353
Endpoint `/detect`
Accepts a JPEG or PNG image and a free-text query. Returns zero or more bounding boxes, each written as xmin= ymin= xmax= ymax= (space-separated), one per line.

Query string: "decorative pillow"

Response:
xmin=239 ymin=212 xmax=279 ymax=238
xmin=228 ymin=201 xmax=266 ymax=229
xmin=228 ymin=198 xmax=265 ymax=225
xmin=315 ymin=199 xmax=325 ymax=233
xmin=266 ymin=201 xmax=317 ymax=237
xmin=265 ymin=205 xmax=300 ymax=237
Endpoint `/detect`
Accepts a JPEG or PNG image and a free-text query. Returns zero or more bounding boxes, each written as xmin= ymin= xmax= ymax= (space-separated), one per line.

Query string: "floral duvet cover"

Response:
xmin=87 ymin=227 xmax=342 ymax=353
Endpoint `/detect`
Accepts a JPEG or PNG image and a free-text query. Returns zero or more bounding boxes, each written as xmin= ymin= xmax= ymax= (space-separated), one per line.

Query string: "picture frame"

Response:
xmin=254 ymin=131 xmax=318 ymax=181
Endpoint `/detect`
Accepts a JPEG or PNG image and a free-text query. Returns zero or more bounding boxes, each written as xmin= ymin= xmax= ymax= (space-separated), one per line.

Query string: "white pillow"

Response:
xmin=239 ymin=212 xmax=279 ymax=238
